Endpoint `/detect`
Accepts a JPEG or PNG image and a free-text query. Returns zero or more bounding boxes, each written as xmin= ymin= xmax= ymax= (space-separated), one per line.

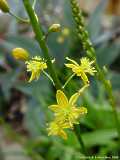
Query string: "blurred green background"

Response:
xmin=0 ymin=0 xmax=120 ymax=159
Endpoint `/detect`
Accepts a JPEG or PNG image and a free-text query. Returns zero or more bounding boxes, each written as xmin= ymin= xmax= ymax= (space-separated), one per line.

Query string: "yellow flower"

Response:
xmin=48 ymin=85 xmax=88 ymax=139
xmin=80 ymin=57 xmax=96 ymax=75
xmin=47 ymin=121 xmax=67 ymax=140
xmin=0 ymin=0 xmax=9 ymax=13
xmin=65 ymin=57 xmax=96 ymax=84
xmin=26 ymin=56 xmax=47 ymax=82
xmin=12 ymin=48 xmax=29 ymax=61
xmin=49 ymin=90 xmax=87 ymax=129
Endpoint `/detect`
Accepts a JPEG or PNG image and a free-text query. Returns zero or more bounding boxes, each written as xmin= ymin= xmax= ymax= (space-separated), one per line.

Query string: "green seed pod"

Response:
xmin=0 ymin=0 xmax=10 ymax=13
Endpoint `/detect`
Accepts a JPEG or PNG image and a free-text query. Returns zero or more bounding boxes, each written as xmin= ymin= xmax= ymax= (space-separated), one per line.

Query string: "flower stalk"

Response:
xmin=43 ymin=70 xmax=55 ymax=86
xmin=23 ymin=0 xmax=61 ymax=90
xmin=32 ymin=0 xmax=37 ymax=9
xmin=74 ymin=125 xmax=88 ymax=155
xmin=9 ymin=11 xmax=30 ymax=23
xmin=62 ymin=73 xmax=75 ymax=89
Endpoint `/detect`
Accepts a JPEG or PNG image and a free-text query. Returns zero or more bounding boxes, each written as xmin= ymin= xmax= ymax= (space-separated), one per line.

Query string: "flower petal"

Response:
xmin=48 ymin=105 xmax=59 ymax=112
xmin=59 ymin=130 xmax=68 ymax=140
xmin=28 ymin=72 xmax=36 ymax=82
xmin=56 ymin=90 xmax=68 ymax=106
xmin=80 ymin=72 xmax=89 ymax=84
xmin=47 ymin=121 xmax=68 ymax=139
xmin=69 ymin=92 xmax=79 ymax=105
xmin=65 ymin=63 xmax=78 ymax=69
xmin=78 ymin=107 xmax=88 ymax=115
xmin=66 ymin=57 xmax=79 ymax=66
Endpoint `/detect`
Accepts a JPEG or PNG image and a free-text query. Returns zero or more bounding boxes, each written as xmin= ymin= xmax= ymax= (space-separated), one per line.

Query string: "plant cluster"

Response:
xmin=0 ymin=0 xmax=120 ymax=157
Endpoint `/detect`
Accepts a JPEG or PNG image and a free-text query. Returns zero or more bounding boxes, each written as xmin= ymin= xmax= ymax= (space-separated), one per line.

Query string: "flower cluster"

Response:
xmin=1 ymin=0 xmax=115 ymax=144
xmin=47 ymin=56 xmax=96 ymax=139
xmin=26 ymin=56 xmax=47 ymax=82
xmin=65 ymin=57 xmax=96 ymax=84
xmin=12 ymin=48 xmax=47 ymax=82
xmin=47 ymin=86 xmax=88 ymax=139
xmin=12 ymin=47 xmax=96 ymax=139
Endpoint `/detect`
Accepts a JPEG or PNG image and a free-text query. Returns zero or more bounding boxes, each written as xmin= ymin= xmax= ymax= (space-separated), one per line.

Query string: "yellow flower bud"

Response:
xmin=49 ymin=24 xmax=61 ymax=32
xmin=12 ymin=48 xmax=29 ymax=61
xmin=0 ymin=0 xmax=10 ymax=13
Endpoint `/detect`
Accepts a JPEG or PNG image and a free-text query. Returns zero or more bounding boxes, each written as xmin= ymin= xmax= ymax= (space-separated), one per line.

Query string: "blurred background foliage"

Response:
xmin=0 ymin=0 xmax=120 ymax=159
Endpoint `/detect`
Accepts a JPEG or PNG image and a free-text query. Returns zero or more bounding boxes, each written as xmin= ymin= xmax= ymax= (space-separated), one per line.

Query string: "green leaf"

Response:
xmin=0 ymin=70 xmax=20 ymax=99
xmin=87 ymin=0 xmax=108 ymax=40
xmin=24 ymin=99 xmax=46 ymax=137
xmin=82 ymin=129 xmax=117 ymax=148
xmin=109 ymin=72 xmax=120 ymax=90
xmin=81 ymin=91 xmax=120 ymax=129
xmin=15 ymin=77 xmax=51 ymax=101
xmin=96 ymin=42 xmax=120 ymax=67
xmin=1 ymin=35 xmax=41 ymax=56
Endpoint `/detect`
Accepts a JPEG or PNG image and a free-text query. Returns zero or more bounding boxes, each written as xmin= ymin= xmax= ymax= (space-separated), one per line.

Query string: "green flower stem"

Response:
xmin=62 ymin=73 xmax=75 ymax=89
xmin=70 ymin=0 xmax=120 ymax=141
xmin=99 ymin=76 xmax=120 ymax=139
xmin=74 ymin=125 xmax=88 ymax=156
xmin=78 ymin=84 xmax=89 ymax=95
xmin=32 ymin=0 xmax=37 ymax=9
xmin=23 ymin=0 xmax=61 ymax=90
xmin=76 ymin=85 xmax=90 ymax=157
xmin=43 ymin=70 xmax=55 ymax=86
xmin=9 ymin=11 xmax=30 ymax=23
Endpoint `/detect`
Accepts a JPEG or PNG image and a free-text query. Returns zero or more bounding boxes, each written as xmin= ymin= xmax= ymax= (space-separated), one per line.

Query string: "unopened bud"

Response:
xmin=12 ymin=48 xmax=29 ymax=61
xmin=0 ymin=0 xmax=10 ymax=13
xmin=49 ymin=24 xmax=61 ymax=32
